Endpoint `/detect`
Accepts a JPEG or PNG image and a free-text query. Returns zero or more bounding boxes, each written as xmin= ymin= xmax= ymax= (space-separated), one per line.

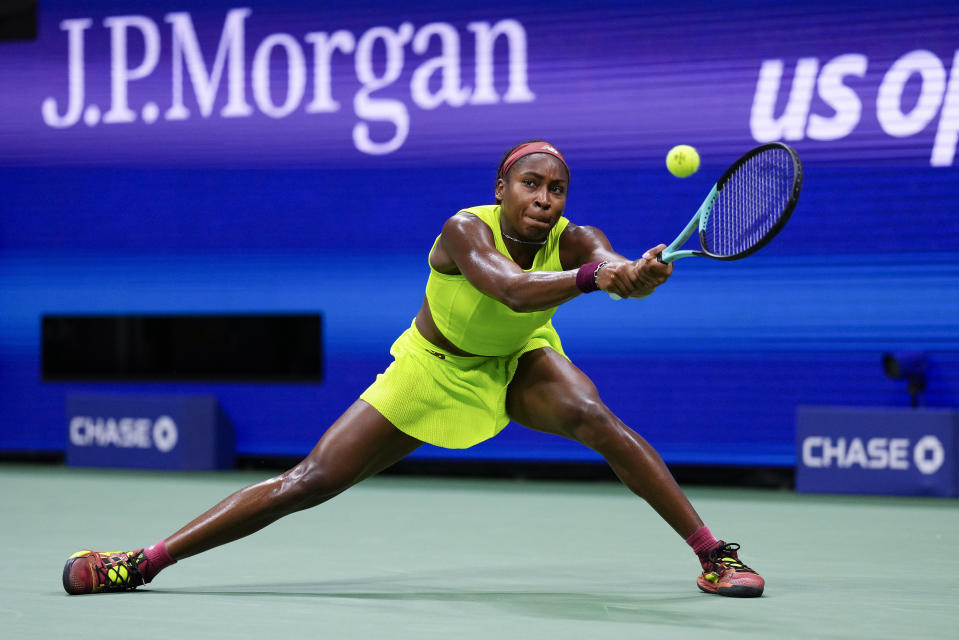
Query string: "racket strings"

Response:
xmin=704 ymin=148 xmax=795 ymax=257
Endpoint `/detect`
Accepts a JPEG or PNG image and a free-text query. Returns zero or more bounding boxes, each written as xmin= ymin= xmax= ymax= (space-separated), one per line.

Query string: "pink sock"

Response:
xmin=142 ymin=539 xmax=177 ymax=582
xmin=685 ymin=525 xmax=719 ymax=556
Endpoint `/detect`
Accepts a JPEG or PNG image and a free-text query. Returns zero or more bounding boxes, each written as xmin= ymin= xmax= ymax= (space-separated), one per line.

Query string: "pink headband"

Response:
xmin=498 ymin=141 xmax=569 ymax=181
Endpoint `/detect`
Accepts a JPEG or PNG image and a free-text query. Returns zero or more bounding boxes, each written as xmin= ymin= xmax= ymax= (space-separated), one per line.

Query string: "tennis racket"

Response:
xmin=610 ymin=142 xmax=802 ymax=299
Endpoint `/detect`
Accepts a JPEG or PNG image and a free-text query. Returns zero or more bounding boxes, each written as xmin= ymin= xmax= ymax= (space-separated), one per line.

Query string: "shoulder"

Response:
xmin=560 ymin=221 xmax=609 ymax=248
xmin=432 ymin=210 xmax=496 ymax=274
xmin=442 ymin=210 xmax=492 ymax=240
xmin=456 ymin=204 xmax=499 ymax=228
xmin=442 ymin=204 xmax=502 ymax=243
xmin=559 ymin=221 xmax=616 ymax=268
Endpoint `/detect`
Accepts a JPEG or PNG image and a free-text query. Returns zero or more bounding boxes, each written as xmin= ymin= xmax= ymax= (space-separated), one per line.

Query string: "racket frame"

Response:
xmin=660 ymin=142 xmax=803 ymax=264
xmin=660 ymin=185 xmax=718 ymax=263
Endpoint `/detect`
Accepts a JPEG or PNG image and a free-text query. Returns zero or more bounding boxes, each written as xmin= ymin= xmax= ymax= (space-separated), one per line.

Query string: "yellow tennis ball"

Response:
xmin=666 ymin=144 xmax=700 ymax=178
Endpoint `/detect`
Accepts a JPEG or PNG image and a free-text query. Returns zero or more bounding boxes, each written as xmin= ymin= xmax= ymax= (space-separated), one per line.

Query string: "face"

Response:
xmin=495 ymin=153 xmax=569 ymax=242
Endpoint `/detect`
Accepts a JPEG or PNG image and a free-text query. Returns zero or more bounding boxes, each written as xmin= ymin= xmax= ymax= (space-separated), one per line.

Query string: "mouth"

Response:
xmin=524 ymin=214 xmax=552 ymax=230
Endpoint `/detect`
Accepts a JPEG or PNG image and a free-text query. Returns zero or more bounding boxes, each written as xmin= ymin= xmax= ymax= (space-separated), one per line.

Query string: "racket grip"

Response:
xmin=608 ymin=292 xmax=622 ymax=300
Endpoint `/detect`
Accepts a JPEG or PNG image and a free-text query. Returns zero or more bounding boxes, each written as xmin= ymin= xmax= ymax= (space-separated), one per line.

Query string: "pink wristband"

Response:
xmin=576 ymin=260 xmax=606 ymax=293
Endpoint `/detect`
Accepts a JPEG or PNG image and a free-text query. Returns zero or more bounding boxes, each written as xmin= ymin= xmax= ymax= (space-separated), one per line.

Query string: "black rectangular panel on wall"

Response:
xmin=0 ymin=1 xmax=37 ymax=41
xmin=42 ymin=314 xmax=322 ymax=382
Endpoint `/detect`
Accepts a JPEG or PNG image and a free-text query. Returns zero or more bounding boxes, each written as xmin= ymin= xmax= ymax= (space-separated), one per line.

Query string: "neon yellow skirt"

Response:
xmin=359 ymin=320 xmax=565 ymax=449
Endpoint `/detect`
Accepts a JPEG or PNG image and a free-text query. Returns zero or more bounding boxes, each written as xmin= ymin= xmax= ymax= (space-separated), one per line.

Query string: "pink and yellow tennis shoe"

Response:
xmin=62 ymin=549 xmax=149 ymax=595
xmin=696 ymin=541 xmax=764 ymax=597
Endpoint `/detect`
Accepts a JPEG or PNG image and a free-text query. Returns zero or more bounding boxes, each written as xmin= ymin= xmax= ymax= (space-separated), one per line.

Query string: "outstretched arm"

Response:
xmin=434 ymin=213 xmax=586 ymax=312
xmin=560 ymin=223 xmax=674 ymax=299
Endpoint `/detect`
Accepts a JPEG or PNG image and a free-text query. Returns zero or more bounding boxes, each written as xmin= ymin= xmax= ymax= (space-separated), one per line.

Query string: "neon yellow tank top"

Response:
xmin=425 ymin=204 xmax=570 ymax=356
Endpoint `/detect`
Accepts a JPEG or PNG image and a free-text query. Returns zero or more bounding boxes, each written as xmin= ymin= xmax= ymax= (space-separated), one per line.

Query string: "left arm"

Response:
xmin=559 ymin=223 xmax=673 ymax=299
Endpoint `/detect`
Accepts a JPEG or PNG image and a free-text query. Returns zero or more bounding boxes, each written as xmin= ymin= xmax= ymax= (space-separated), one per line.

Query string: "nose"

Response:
xmin=535 ymin=185 xmax=551 ymax=210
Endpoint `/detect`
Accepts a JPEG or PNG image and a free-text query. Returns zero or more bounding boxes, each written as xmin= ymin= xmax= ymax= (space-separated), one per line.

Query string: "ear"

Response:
xmin=494 ymin=177 xmax=505 ymax=201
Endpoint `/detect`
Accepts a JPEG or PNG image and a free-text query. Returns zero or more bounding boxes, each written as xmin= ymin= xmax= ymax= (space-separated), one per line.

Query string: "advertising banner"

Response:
xmin=796 ymin=406 xmax=959 ymax=496
xmin=66 ymin=393 xmax=234 ymax=470
xmin=1 ymin=1 xmax=957 ymax=465
xmin=1 ymin=1 xmax=957 ymax=169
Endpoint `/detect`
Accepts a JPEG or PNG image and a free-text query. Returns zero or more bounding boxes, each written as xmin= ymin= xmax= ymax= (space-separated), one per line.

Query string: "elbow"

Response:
xmin=503 ymin=295 xmax=551 ymax=313
xmin=497 ymin=274 xmax=555 ymax=313
xmin=499 ymin=284 xmax=537 ymax=313
xmin=511 ymin=301 xmax=539 ymax=313
xmin=501 ymin=293 xmax=532 ymax=313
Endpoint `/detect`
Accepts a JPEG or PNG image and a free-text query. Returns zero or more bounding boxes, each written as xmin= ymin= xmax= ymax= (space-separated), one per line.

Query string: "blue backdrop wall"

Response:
xmin=2 ymin=0 xmax=958 ymax=466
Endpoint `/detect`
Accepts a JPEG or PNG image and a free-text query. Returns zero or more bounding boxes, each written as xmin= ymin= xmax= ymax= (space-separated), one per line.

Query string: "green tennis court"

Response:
xmin=3 ymin=464 xmax=956 ymax=639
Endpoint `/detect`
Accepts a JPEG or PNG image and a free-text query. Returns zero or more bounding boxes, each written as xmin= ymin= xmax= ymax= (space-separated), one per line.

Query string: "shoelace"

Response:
xmin=704 ymin=542 xmax=757 ymax=574
xmin=93 ymin=551 xmax=147 ymax=588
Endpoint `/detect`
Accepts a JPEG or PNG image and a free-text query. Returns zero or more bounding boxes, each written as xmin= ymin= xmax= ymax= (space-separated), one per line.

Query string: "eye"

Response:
xmin=550 ymin=185 xmax=566 ymax=195
xmin=522 ymin=178 xmax=535 ymax=187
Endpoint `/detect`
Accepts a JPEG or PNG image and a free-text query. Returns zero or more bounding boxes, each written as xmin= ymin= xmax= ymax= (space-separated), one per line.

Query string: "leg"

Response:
xmin=166 ymin=400 xmax=422 ymax=559
xmin=506 ymin=349 xmax=764 ymax=597
xmin=505 ymin=348 xmax=702 ymax=538
xmin=63 ymin=400 xmax=422 ymax=594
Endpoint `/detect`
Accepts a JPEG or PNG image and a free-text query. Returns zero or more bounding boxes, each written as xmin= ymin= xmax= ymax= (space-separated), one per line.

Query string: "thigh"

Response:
xmin=302 ymin=399 xmax=424 ymax=487
xmin=506 ymin=347 xmax=607 ymax=440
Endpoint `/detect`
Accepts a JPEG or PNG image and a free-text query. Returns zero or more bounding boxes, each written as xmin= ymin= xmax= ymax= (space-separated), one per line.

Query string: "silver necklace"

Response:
xmin=501 ymin=230 xmax=547 ymax=246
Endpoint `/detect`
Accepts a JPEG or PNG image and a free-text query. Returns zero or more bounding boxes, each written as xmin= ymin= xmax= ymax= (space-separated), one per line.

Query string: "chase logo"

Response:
xmin=69 ymin=415 xmax=179 ymax=452
xmin=801 ymin=435 xmax=945 ymax=476
xmin=913 ymin=435 xmax=945 ymax=475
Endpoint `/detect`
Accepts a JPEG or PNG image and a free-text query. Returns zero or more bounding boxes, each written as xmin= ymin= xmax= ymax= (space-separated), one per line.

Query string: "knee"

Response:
xmin=553 ymin=396 xmax=619 ymax=446
xmin=274 ymin=460 xmax=351 ymax=511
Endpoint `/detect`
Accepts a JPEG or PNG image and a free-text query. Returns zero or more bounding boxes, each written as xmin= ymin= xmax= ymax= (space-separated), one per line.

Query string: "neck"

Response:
xmin=501 ymin=229 xmax=547 ymax=246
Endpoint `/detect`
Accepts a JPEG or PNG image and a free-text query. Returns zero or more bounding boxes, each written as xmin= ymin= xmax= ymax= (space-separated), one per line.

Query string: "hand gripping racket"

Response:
xmin=610 ymin=142 xmax=802 ymax=299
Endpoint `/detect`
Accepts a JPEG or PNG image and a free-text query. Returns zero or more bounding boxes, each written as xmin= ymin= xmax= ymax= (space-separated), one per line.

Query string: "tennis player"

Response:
xmin=62 ymin=140 xmax=764 ymax=598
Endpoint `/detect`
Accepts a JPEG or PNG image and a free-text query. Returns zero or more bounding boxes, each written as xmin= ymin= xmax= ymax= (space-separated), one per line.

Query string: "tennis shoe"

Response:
xmin=62 ymin=549 xmax=149 ymax=595
xmin=696 ymin=541 xmax=764 ymax=597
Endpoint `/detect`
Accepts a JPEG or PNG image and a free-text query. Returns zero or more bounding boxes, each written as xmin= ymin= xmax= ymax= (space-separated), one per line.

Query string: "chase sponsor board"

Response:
xmin=796 ymin=406 xmax=959 ymax=497
xmin=66 ymin=393 xmax=234 ymax=470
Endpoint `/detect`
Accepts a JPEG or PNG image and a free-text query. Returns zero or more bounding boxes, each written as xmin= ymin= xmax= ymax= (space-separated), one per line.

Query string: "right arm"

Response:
xmin=432 ymin=213 xmax=582 ymax=313
xmin=560 ymin=223 xmax=674 ymax=299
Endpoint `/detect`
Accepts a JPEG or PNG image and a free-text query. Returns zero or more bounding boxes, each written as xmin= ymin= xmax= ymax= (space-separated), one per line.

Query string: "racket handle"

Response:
xmin=610 ymin=252 xmax=671 ymax=298
xmin=658 ymin=250 xmax=679 ymax=263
